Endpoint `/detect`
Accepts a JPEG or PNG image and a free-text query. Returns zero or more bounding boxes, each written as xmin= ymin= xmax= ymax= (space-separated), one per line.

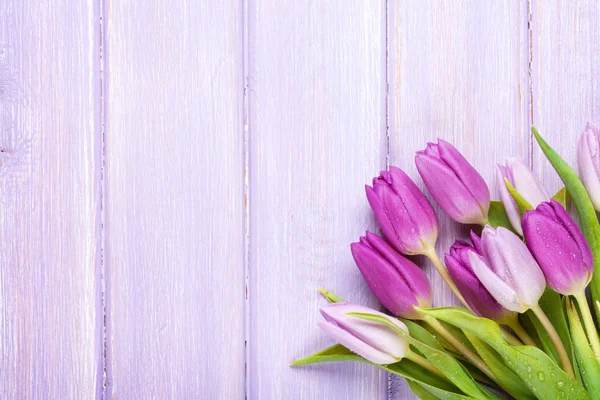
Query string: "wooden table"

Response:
xmin=0 ymin=0 xmax=596 ymax=398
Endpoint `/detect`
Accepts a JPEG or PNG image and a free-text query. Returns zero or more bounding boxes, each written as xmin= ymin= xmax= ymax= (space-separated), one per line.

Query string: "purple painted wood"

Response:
xmin=4 ymin=1 xmax=600 ymax=399
xmin=531 ymin=0 xmax=600 ymax=191
xmin=0 ymin=1 xmax=101 ymax=398
xmin=104 ymin=1 xmax=245 ymax=398
xmin=247 ymin=1 xmax=389 ymax=399
xmin=387 ymin=1 xmax=531 ymax=397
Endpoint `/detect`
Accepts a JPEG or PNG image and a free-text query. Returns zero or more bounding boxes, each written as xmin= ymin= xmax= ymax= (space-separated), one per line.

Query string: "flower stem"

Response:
xmin=499 ymin=326 xmax=525 ymax=346
xmin=530 ymin=304 xmax=575 ymax=378
xmin=425 ymin=250 xmax=468 ymax=307
xmin=504 ymin=318 xmax=537 ymax=347
xmin=405 ymin=349 xmax=448 ymax=381
xmin=574 ymin=292 xmax=600 ymax=361
xmin=424 ymin=315 xmax=499 ymax=385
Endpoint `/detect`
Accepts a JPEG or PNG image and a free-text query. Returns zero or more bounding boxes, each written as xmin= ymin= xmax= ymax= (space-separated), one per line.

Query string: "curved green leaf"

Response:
xmin=505 ymin=178 xmax=533 ymax=215
xmin=291 ymin=343 xmax=468 ymax=398
xmin=524 ymin=288 xmax=574 ymax=368
xmin=566 ymin=299 xmax=600 ymax=397
xmin=350 ymin=312 xmax=493 ymax=399
xmin=533 ymin=127 xmax=600 ymax=319
xmin=407 ymin=381 xmax=442 ymax=400
xmin=317 ymin=288 xmax=343 ymax=303
xmin=488 ymin=200 xmax=516 ymax=232
xmin=465 ymin=332 xmax=536 ymax=399
xmin=418 ymin=306 xmax=590 ymax=399
xmin=553 ymin=187 xmax=570 ymax=208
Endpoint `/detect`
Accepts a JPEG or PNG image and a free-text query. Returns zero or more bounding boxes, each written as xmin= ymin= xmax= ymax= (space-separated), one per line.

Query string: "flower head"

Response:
xmin=318 ymin=302 xmax=408 ymax=364
xmin=366 ymin=166 xmax=438 ymax=255
xmin=415 ymin=139 xmax=490 ymax=225
xmin=523 ymin=200 xmax=593 ymax=295
xmin=351 ymin=231 xmax=432 ymax=319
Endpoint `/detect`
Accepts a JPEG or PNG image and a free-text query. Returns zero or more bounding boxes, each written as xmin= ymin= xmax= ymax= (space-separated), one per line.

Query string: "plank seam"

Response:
xmin=243 ymin=0 xmax=251 ymax=399
xmin=528 ymin=0 xmax=537 ymax=168
xmin=97 ymin=0 xmax=111 ymax=397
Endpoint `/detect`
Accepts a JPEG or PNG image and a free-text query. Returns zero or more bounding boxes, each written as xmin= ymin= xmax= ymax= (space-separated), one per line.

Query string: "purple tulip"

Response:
xmin=578 ymin=123 xmax=600 ymax=211
xmin=365 ymin=166 xmax=438 ymax=255
xmin=445 ymin=234 xmax=513 ymax=321
xmin=523 ymin=200 xmax=593 ymax=295
xmin=351 ymin=231 xmax=432 ymax=319
xmin=415 ymin=139 xmax=490 ymax=225
xmin=497 ymin=158 xmax=550 ymax=234
xmin=469 ymin=226 xmax=546 ymax=313
xmin=318 ymin=302 xmax=408 ymax=364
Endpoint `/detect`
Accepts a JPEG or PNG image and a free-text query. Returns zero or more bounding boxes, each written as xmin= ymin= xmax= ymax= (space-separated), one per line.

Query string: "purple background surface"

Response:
xmin=0 ymin=0 xmax=598 ymax=399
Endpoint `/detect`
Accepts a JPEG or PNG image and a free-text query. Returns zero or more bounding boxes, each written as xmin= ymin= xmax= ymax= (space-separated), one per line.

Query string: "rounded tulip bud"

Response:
xmin=470 ymin=226 xmax=546 ymax=313
xmin=318 ymin=302 xmax=409 ymax=365
xmin=365 ymin=166 xmax=438 ymax=255
xmin=523 ymin=200 xmax=593 ymax=295
xmin=415 ymin=139 xmax=490 ymax=225
xmin=351 ymin=231 xmax=432 ymax=319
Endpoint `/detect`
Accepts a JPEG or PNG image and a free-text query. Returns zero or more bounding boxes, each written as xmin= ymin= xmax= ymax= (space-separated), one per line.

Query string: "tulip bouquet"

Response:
xmin=292 ymin=126 xmax=600 ymax=399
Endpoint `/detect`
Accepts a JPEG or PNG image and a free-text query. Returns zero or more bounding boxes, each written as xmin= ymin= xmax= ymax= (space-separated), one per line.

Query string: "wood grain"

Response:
xmin=387 ymin=1 xmax=531 ymax=397
xmin=0 ymin=1 xmax=101 ymax=398
xmin=247 ymin=1 xmax=389 ymax=399
xmin=531 ymin=0 xmax=600 ymax=192
xmin=104 ymin=1 xmax=245 ymax=398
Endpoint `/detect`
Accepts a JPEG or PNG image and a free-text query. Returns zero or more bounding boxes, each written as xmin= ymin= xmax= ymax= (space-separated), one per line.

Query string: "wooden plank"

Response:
xmin=104 ymin=1 xmax=245 ymax=398
xmin=0 ymin=1 xmax=101 ymax=398
xmin=387 ymin=1 xmax=531 ymax=397
xmin=247 ymin=1 xmax=388 ymax=399
xmin=531 ymin=0 xmax=600 ymax=192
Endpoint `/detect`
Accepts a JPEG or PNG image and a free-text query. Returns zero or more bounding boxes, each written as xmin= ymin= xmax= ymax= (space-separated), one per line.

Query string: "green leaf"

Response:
xmin=533 ymin=127 xmax=600 ymax=318
xmin=465 ymin=332 xmax=536 ymax=400
xmin=290 ymin=344 xmax=361 ymax=366
xmin=407 ymin=381 xmax=441 ymax=400
xmin=566 ymin=298 xmax=600 ymax=396
xmin=349 ymin=312 xmax=494 ymax=399
xmin=552 ymin=187 xmax=570 ymax=208
xmin=403 ymin=320 xmax=495 ymax=387
xmin=418 ymin=306 xmax=590 ymax=399
xmin=488 ymin=200 xmax=516 ymax=232
xmin=524 ymin=288 xmax=574 ymax=367
xmin=291 ymin=343 xmax=467 ymax=398
xmin=317 ymin=288 xmax=343 ymax=303
xmin=505 ymin=178 xmax=534 ymax=215
xmin=384 ymin=363 xmax=473 ymax=400
xmin=523 ymin=310 xmax=559 ymax=364
xmin=402 ymin=319 xmax=445 ymax=351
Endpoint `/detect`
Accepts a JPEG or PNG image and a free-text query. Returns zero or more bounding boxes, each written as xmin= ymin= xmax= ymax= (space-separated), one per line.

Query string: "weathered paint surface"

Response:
xmin=0 ymin=1 xmax=598 ymax=399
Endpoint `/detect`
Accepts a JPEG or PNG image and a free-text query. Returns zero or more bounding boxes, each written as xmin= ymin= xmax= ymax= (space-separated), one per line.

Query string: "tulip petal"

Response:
xmin=505 ymin=158 xmax=549 ymax=207
xmin=469 ymin=252 xmax=524 ymax=312
xmin=317 ymin=321 xmax=397 ymax=364
xmin=445 ymin=249 xmax=507 ymax=320
xmin=488 ymin=227 xmax=546 ymax=308
xmin=363 ymin=231 xmax=432 ymax=307
xmin=351 ymin=241 xmax=422 ymax=318
xmin=578 ymin=125 xmax=600 ymax=210
xmin=437 ymin=139 xmax=491 ymax=212
xmin=320 ymin=303 xmax=408 ymax=363
xmin=496 ymin=165 xmax=523 ymax=234
xmin=415 ymin=153 xmax=487 ymax=224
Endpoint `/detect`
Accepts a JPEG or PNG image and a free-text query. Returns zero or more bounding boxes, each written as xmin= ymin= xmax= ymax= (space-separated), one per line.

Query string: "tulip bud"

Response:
xmin=523 ymin=200 xmax=593 ymax=295
xmin=497 ymin=158 xmax=550 ymax=234
xmin=469 ymin=226 xmax=546 ymax=313
xmin=578 ymin=123 xmax=600 ymax=211
xmin=351 ymin=231 xmax=432 ymax=319
xmin=445 ymin=236 xmax=513 ymax=321
xmin=365 ymin=166 xmax=438 ymax=255
xmin=318 ymin=302 xmax=409 ymax=364
xmin=415 ymin=139 xmax=490 ymax=225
